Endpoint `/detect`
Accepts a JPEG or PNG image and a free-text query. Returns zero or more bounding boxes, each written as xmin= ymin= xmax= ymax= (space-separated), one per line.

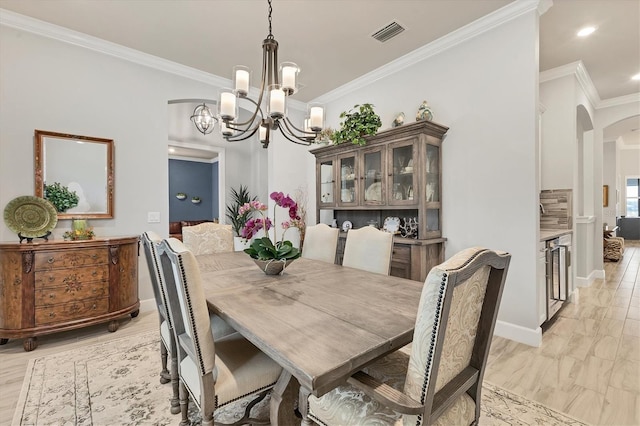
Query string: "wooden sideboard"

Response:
xmin=0 ymin=236 xmax=139 ymax=351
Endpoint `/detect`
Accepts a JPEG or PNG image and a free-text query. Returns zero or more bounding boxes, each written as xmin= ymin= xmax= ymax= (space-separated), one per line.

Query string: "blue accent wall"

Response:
xmin=169 ymin=159 xmax=218 ymax=222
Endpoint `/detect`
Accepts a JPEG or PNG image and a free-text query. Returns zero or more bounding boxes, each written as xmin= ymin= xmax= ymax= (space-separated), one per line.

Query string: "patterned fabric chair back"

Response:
xmin=403 ymin=247 xmax=511 ymax=425
xmin=141 ymin=231 xmax=171 ymax=327
xmin=183 ymin=222 xmax=234 ymax=255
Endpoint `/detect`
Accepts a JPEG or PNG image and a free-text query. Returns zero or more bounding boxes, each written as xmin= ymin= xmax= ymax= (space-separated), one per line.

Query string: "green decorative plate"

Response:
xmin=3 ymin=196 xmax=58 ymax=239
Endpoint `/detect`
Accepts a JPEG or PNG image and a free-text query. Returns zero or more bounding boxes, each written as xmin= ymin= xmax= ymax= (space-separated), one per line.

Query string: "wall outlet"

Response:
xmin=147 ymin=212 xmax=160 ymax=223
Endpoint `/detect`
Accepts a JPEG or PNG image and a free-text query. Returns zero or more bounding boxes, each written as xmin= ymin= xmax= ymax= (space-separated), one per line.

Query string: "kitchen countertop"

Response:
xmin=540 ymin=229 xmax=573 ymax=242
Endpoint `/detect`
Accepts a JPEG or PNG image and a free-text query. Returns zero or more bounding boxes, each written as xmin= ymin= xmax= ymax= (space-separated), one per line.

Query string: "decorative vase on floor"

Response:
xmin=252 ymin=258 xmax=296 ymax=275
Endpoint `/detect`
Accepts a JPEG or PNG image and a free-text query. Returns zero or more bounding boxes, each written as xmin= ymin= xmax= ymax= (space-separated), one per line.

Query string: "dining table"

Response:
xmin=197 ymin=252 xmax=424 ymax=425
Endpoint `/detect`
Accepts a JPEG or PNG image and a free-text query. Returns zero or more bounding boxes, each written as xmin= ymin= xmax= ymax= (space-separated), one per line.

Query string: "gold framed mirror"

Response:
xmin=34 ymin=130 xmax=114 ymax=219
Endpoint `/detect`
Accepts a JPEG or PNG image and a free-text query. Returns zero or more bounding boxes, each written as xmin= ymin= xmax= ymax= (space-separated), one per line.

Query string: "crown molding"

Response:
xmin=598 ymin=93 xmax=640 ymax=109
xmin=312 ymin=0 xmax=541 ymax=104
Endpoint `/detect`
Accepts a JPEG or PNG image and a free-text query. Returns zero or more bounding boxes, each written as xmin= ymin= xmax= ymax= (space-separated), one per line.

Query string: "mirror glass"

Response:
xmin=34 ymin=130 xmax=114 ymax=219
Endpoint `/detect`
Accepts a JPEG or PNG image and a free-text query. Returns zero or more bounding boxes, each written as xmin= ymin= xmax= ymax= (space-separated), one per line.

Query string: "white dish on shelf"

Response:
xmin=341 ymin=220 xmax=353 ymax=232
xmin=365 ymin=182 xmax=382 ymax=201
xmin=383 ymin=217 xmax=401 ymax=234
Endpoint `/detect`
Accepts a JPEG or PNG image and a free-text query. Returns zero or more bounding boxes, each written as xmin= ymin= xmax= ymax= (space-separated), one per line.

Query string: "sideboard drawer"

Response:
xmin=35 ymin=249 xmax=108 ymax=270
xmin=35 ymin=265 xmax=109 ymax=288
xmin=391 ymin=245 xmax=411 ymax=263
xmin=35 ymin=297 xmax=109 ymax=326
xmin=35 ymin=281 xmax=108 ymax=306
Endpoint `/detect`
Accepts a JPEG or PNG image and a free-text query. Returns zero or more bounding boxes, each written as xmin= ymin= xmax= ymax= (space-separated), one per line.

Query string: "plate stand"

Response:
xmin=18 ymin=231 xmax=51 ymax=243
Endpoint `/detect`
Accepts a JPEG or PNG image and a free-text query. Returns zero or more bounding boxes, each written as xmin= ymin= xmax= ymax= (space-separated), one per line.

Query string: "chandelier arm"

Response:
xmin=282 ymin=116 xmax=321 ymax=137
xmin=225 ymin=95 xmax=265 ymax=129
xmin=279 ymin=120 xmax=314 ymax=146
xmin=225 ymin=124 xmax=261 ymax=142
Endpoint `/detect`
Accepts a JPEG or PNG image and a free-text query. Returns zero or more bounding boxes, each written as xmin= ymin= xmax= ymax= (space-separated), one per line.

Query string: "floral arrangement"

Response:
xmin=63 ymin=227 xmax=95 ymax=241
xmin=239 ymin=192 xmax=301 ymax=262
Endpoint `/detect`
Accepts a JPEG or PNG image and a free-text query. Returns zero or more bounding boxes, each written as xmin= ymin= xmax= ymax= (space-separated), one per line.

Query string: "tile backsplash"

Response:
xmin=540 ymin=189 xmax=573 ymax=229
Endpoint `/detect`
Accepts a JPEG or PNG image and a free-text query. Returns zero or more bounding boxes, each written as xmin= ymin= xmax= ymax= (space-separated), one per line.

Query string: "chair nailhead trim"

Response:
xmin=177 ymin=252 xmax=207 ymax=376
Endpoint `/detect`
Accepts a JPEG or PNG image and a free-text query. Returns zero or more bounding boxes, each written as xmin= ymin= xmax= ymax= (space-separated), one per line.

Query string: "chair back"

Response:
xmin=302 ymin=223 xmax=339 ymax=264
xmin=156 ymin=238 xmax=217 ymax=403
xmin=403 ymin=247 xmax=511 ymax=425
xmin=141 ymin=231 xmax=171 ymax=328
xmin=342 ymin=226 xmax=393 ymax=275
xmin=182 ymin=222 xmax=233 ymax=255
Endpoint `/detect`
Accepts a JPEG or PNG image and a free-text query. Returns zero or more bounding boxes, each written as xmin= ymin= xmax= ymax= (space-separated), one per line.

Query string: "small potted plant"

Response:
xmin=43 ymin=182 xmax=79 ymax=212
xmin=176 ymin=193 xmax=187 ymax=200
xmin=226 ymin=186 xmax=257 ymax=251
xmin=333 ymin=103 xmax=382 ymax=146
xmin=191 ymin=196 xmax=201 ymax=204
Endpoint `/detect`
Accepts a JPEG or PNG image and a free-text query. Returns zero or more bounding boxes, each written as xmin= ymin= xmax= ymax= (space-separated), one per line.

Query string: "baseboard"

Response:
xmin=494 ymin=320 xmax=542 ymax=347
xmin=575 ymin=269 xmax=603 ymax=287
xmin=139 ymin=298 xmax=156 ymax=313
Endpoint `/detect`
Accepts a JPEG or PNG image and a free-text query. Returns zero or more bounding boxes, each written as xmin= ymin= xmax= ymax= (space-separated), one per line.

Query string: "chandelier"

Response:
xmin=217 ymin=0 xmax=324 ymax=148
xmin=190 ymin=103 xmax=217 ymax=135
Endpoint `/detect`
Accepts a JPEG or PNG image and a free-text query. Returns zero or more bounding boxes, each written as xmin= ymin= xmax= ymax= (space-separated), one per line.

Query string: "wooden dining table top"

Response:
xmin=197 ymin=251 xmax=423 ymax=398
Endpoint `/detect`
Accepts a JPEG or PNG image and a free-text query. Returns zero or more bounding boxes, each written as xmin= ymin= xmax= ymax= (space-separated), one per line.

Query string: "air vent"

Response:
xmin=371 ymin=21 xmax=405 ymax=42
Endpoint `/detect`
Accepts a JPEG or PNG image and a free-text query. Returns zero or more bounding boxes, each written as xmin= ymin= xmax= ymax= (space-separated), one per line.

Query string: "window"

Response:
xmin=627 ymin=177 xmax=640 ymax=217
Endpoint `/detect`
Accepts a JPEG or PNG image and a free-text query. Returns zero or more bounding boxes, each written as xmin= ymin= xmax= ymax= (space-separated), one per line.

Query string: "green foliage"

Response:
xmin=333 ymin=103 xmax=382 ymax=146
xmin=226 ymin=185 xmax=257 ymax=236
xmin=43 ymin=182 xmax=79 ymax=212
xmin=243 ymin=237 xmax=301 ymax=261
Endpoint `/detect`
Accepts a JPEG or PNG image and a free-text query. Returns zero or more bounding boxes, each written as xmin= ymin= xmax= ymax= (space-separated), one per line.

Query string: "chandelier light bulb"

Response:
xmin=280 ymin=62 xmax=299 ymax=95
xmin=234 ymin=66 xmax=250 ymax=96
xmin=219 ymin=89 xmax=237 ymax=121
xmin=268 ymin=85 xmax=286 ymax=119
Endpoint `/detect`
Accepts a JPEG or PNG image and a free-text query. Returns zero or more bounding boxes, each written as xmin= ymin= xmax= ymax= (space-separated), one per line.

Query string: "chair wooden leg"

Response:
xmin=178 ymin=381 xmax=190 ymax=426
xmin=170 ymin=347 xmax=181 ymax=414
xmin=299 ymin=386 xmax=314 ymax=426
xmin=159 ymin=341 xmax=170 ymax=384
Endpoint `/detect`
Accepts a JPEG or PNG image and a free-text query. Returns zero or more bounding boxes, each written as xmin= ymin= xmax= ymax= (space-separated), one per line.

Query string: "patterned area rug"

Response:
xmin=13 ymin=331 xmax=589 ymax=426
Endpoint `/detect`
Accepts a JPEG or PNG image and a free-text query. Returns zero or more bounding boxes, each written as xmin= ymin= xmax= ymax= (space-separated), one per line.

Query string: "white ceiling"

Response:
xmin=1 ymin=0 xmax=638 ymax=153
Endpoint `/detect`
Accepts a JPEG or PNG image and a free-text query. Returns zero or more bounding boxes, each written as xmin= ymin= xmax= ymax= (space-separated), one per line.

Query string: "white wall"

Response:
xmin=0 ymin=25 xmax=268 ymax=301
xmin=315 ymin=11 xmax=541 ymax=344
xmin=603 ymin=141 xmax=617 ymax=226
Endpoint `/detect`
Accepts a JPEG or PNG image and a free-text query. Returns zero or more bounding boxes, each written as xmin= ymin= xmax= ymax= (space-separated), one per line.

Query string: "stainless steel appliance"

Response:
xmin=545 ymin=234 xmax=571 ymax=322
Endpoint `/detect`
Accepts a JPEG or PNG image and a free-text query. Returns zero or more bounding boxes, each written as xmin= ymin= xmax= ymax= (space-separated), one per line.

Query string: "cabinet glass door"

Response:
xmin=362 ymin=148 xmax=384 ymax=205
xmin=423 ymin=143 xmax=441 ymax=237
xmin=318 ymin=158 xmax=335 ymax=206
xmin=425 ymin=144 xmax=440 ymax=203
xmin=338 ymin=154 xmax=357 ymax=206
xmin=389 ymin=142 xmax=417 ymax=206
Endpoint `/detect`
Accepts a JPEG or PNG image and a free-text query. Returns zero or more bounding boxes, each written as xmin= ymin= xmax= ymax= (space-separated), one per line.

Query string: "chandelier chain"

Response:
xmin=267 ymin=0 xmax=273 ymax=39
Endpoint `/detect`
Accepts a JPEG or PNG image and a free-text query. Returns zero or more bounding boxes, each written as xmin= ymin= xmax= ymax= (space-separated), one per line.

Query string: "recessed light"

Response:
xmin=577 ymin=26 xmax=596 ymax=37
xmin=632 ymin=73 xmax=640 ymax=81
xmin=169 ymin=147 xmax=175 ymax=153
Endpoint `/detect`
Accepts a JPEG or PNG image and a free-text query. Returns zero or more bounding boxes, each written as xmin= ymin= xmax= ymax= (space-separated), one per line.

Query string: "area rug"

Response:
xmin=13 ymin=331 xmax=589 ymax=426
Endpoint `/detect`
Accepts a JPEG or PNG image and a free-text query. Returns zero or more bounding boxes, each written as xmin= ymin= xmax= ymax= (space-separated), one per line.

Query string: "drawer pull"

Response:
xmin=48 ymin=276 xmax=55 ymax=282
xmin=47 ymin=258 xmax=55 ymax=264
xmin=49 ymin=293 xmax=55 ymax=299
xmin=92 ymin=271 xmax=98 ymax=276
xmin=49 ymin=312 xmax=56 ymax=318
xmin=92 ymin=304 xmax=97 ymax=310
xmin=91 ymin=254 xmax=98 ymax=259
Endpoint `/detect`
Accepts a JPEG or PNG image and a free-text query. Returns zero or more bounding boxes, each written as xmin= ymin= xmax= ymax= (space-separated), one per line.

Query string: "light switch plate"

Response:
xmin=147 ymin=212 xmax=160 ymax=223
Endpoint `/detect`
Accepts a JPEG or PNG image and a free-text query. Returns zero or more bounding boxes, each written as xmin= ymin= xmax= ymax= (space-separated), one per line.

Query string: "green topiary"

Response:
xmin=226 ymin=185 xmax=257 ymax=237
xmin=43 ymin=182 xmax=79 ymax=212
xmin=333 ymin=103 xmax=382 ymax=146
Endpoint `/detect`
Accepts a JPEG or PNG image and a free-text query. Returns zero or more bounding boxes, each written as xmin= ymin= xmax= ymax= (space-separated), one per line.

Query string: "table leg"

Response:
xmin=298 ymin=386 xmax=313 ymax=426
xmin=270 ymin=370 xmax=300 ymax=425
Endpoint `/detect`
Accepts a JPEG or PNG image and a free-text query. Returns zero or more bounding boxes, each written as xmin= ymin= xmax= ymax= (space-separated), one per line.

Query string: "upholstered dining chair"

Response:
xmin=342 ymin=226 xmax=394 ymax=275
xmin=141 ymin=231 xmax=237 ymax=416
xmin=182 ymin=222 xmax=234 ymax=255
xmin=306 ymin=247 xmax=511 ymax=426
xmin=156 ymin=237 xmax=283 ymax=426
xmin=301 ymin=223 xmax=340 ymax=264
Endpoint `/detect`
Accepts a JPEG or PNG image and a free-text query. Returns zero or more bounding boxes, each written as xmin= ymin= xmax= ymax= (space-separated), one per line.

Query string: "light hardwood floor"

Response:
xmin=486 ymin=240 xmax=640 ymax=425
xmin=1 ymin=241 xmax=638 ymax=425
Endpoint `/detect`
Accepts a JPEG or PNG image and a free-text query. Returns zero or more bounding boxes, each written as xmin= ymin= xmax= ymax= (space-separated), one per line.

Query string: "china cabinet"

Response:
xmin=0 ymin=236 xmax=139 ymax=351
xmin=312 ymin=120 xmax=448 ymax=282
